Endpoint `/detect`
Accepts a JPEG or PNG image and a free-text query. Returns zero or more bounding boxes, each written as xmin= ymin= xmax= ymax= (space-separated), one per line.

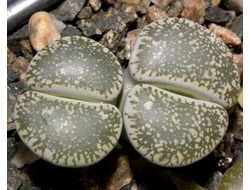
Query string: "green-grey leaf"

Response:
xmin=26 ymin=36 xmax=123 ymax=104
xmin=123 ymin=84 xmax=228 ymax=167
xmin=14 ymin=91 xmax=123 ymax=167
xmin=129 ymin=18 xmax=240 ymax=109
xmin=218 ymin=162 xmax=243 ymax=190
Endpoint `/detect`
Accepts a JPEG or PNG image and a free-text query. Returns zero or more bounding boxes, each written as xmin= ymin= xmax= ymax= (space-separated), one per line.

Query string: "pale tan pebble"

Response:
xmin=116 ymin=0 xmax=150 ymax=14
xmin=89 ymin=0 xmax=102 ymax=11
xmin=147 ymin=5 xmax=168 ymax=22
xmin=77 ymin=6 xmax=92 ymax=19
xmin=238 ymin=88 xmax=243 ymax=108
xmin=233 ymin=54 xmax=243 ymax=83
xmin=117 ymin=0 xmax=140 ymax=5
xmin=7 ymin=47 xmax=17 ymax=66
xmin=28 ymin=11 xmax=61 ymax=51
xmin=211 ymin=0 xmax=221 ymax=6
xmin=12 ymin=57 xmax=29 ymax=82
xmin=124 ymin=29 xmax=142 ymax=60
xmin=137 ymin=0 xmax=151 ymax=14
xmin=209 ymin=23 xmax=241 ymax=46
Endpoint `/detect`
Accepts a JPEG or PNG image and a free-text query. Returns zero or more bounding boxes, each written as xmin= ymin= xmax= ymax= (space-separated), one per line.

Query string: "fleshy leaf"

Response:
xmin=123 ymin=84 xmax=228 ymax=167
xmin=14 ymin=91 xmax=123 ymax=167
xmin=129 ymin=18 xmax=240 ymax=109
xmin=26 ymin=36 xmax=123 ymax=104
xmin=218 ymin=162 xmax=243 ymax=190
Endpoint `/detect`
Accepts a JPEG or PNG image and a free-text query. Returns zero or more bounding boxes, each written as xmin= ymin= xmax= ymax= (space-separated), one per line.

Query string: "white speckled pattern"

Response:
xmin=129 ymin=18 xmax=240 ymax=109
xmin=27 ymin=36 xmax=123 ymax=104
xmin=123 ymin=84 xmax=228 ymax=167
xmin=14 ymin=36 xmax=124 ymax=167
xmin=15 ymin=91 xmax=122 ymax=167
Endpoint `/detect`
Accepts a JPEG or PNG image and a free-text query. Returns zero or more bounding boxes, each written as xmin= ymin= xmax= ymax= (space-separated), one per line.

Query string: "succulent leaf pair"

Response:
xmin=14 ymin=36 xmax=123 ymax=167
xmin=14 ymin=18 xmax=240 ymax=168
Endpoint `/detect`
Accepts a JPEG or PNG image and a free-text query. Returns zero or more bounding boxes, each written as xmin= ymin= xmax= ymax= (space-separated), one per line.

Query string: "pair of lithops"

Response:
xmin=14 ymin=18 xmax=240 ymax=168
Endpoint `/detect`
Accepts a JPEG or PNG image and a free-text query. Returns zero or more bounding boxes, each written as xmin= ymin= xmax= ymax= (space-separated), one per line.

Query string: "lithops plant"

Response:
xmin=121 ymin=18 xmax=240 ymax=167
xmin=14 ymin=36 xmax=123 ymax=167
xmin=218 ymin=162 xmax=243 ymax=190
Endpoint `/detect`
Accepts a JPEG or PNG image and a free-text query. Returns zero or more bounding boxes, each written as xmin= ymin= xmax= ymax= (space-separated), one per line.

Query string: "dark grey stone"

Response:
xmin=77 ymin=4 xmax=138 ymax=37
xmin=20 ymin=40 xmax=35 ymax=61
xmin=228 ymin=14 xmax=243 ymax=40
xmin=51 ymin=0 xmax=87 ymax=21
xmin=7 ymin=66 xmax=20 ymax=85
xmin=61 ymin=25 xmax=83 ymax=37
xmin=100 ymin=22 xmax=128 ymax=62
xmin=7 ymin=138 xmax=18 ymax=161
xmin=7 ymin=161 xmax=22 ymax=190
xmin=9 ymin=81 xmax=28 ymax=95
xmin=205 ymin=6 xmax=235 ymax=23
xmin=204 ymin=171 xmax=223 ymax=190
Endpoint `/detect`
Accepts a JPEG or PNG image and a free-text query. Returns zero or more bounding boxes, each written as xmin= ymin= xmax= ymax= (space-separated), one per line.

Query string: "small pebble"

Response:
xmin=238 ymin=89 xmax=243 ymax=108
xmin=7 ymin=47 xmax=16 ymax=66
xmin=211 ymin=0 xmax=221 ymax=6
xmin=77 ymin=6 xmax=92 ymax=19
xmin=181 ymin=0 xmax=207 ymax=24
xmin=233 ymin=54 xmax=243 ymax=83
xmin=7 ymin=66 xmax=20 ymax=85
xmin=228 ymin=14 xmax=243 ymax=40
xmin=116 ymin=0 xmax=140 ymax=6
xmin=136 ymin=0 xmax=151 ymax=14
xmin=222 ymin=0 xmax=243 ymax=14
xmin=205 ymin=6 xmax=235 ymax=23
xmin=151 ymin=0 xmax=174 ymax=8
xmin=89 ymin=0 xmax=102 ymax=11
xmin=61 ymin=25 xmax=83 ymax=37
xmin=12 ymin=56 xmax=29 ymax=82
xmin=147 ymin=5 xmax=168 ymax=22
xmin=7 ymin=86 xmax=17 ymax=124
xmin=166 ymin=0 xmax=184 ymax=17
xmin=28 ymin=11 xmax=61 ymax=51
xmin=51 ymin=0 xmax=87 ymax=21
xmin=209 ymin=23 xmax=241 ymax=46
xmin=124 ymin=29 xmax=142 ymax=60
xmin=103 ymin=154 xmax=133 ymax=190
xmin=20 ymin=40 xmax=34 ymax=61
xmin=203 ymin=171 xmax=223 ymax=190
xmin=136 ymin=15 xmax=149 ymax=29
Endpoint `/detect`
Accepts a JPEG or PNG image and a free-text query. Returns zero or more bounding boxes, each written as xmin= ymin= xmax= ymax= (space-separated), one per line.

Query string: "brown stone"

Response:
xmin=12 ymin=57 xmax=29 ymax=82
xmin=181 ymin=0 xmax=207 ymax=24
xmin=166 ymin=0 xmax=184 ymax=17
xmin=147 ymin=5 xmax=168 ymax=22
xmin=103 ymin=154 xmax=133 ymax=190
xmin=28 ymin=11 xmax=61 ymax=51
xmin=209 ymin=23 xmax=241 ymax=46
